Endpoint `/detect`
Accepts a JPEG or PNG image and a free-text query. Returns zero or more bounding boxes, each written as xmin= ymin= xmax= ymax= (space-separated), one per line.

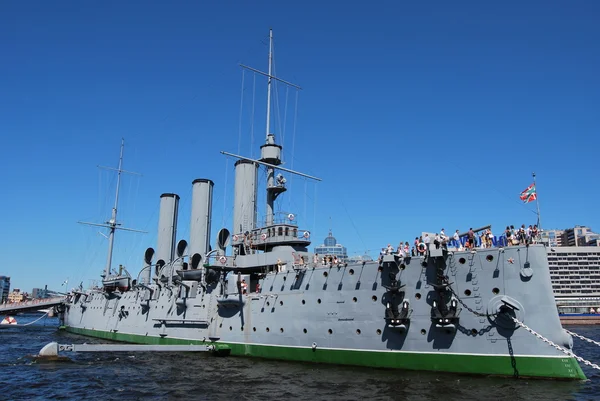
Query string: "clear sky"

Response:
xmin=1 ymin=1 xmax=599 ymax=292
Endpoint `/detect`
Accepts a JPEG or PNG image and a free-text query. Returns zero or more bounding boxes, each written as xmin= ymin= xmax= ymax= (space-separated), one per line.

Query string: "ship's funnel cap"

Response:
xmin=216 ymin=228 xmax=231 ymax=250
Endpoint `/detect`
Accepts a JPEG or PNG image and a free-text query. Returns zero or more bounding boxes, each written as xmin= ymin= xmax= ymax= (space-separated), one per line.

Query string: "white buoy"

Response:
xmin=1 ymin=316 xmax=17 ymax=325
xmin=39 ymin=342 xmax=59 ymax=357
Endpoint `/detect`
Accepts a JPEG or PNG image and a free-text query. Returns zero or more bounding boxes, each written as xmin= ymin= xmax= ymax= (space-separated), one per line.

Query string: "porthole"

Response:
xmin=302 ymin=299 xmax=306 ymax=305
xmin=219 ymin=323 xmax=223 ymax=328
xmin=317 ymin=299 xmax=321 ymax=304
xmin=280 ymin=301 xmax=283 ymax=306
xmin=328 ymin=329 xmax=333 ymax=334
xmin=253 ymin=327 xmax=256 ymax=332
xmin=372 ymin=295 xmax=378 ymax=302
xmin=492 ymin=287 xmax=500 ymax=295
xmin=356 ymin=329 xmax=361 ymax=335
xmin=229 ymin=326 xmax=232 ymax=331
xmin=421 ymin=329 xmax=426 ymax=335
xmin=349 ymin=269 xmax=355 ymax=275
xmin=267 ymin=301 xmax=270 ymax=306
xmin=352 ymin=297 xmax=357 ymax=303
xmin=323 ymin=272 xmax=328 ymax=277
xmin=303 ymin=328 xmax=307 ymax=333
xmin=266 ymin=327 xmax=270 ymax=332
xmin=280 ymin=328 xmax=284 ymax=333
xmin=459 ymin=257 xmax=466 ymax=264
xmin=283 ymin=276 xmax=287 ymax=281
xmin=376 ymin=329 xmax=382 ymax=335
xmin=464 ymin=289 xmax=472 ymax=296
xmin=415 ymin=293 xmax=421 ymax=300
xmin=486 ymin=255 xmax=494 ymax=262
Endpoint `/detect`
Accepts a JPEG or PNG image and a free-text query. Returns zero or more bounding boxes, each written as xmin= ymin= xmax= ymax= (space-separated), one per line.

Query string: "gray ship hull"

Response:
xmin=62 ymin=244 xmax=585 ymax=379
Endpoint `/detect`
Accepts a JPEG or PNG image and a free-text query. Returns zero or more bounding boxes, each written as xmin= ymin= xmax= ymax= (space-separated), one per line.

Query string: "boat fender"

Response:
xmin=311 ymin=342 xmax=317 ymax=351
xmin=261 ymin=233 xmax=267 ymax=241
xmin=219 ymin=256 xmax=227 ymax=265
xmin=303 ymin=231 xmax=310 ymax=239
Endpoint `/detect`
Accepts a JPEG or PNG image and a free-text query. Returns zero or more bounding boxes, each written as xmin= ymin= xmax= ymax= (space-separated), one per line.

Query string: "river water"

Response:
xmin=1 ymin=314 xmax=599 ymax=400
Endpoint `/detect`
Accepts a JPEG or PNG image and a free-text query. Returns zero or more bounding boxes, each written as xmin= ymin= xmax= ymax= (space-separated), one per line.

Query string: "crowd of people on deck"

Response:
xmin=378 ymin=224 xmax=541 ymax=261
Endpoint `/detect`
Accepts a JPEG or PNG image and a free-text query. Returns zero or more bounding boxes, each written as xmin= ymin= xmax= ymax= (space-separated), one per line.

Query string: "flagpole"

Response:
xmin=532 ymin=172 xmax=541 ymax=230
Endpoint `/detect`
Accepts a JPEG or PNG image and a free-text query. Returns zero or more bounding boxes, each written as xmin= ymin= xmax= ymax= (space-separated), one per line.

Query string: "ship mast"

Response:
xmin=104 ymin=139 xmax=125 ymax=278
xmin=78 ymin=139 xmax=146 ymax=279
xmin=264 ymin=28 xmax=277 ymax=226
xmin=265 ymin=28 xmax=274 ymax=143
xmin=232 ymin=30 xmax=318 ymax=230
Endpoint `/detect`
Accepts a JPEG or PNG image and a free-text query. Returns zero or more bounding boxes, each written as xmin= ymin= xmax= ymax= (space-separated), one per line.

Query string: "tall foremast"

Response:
xmin=226 ymin=29 xmax=319 ymax=250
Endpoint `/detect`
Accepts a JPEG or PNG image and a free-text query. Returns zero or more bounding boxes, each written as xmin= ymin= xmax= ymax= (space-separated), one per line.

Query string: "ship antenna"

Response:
xmin=78 ymin=139 xmax=146 ymax=279
xmin=265 ymin=28 xmax=273 ymax=142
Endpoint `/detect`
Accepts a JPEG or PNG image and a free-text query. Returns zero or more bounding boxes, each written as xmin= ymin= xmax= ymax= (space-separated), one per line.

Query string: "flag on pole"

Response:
xmin=519 ymin=183 xmax=537 ymax=203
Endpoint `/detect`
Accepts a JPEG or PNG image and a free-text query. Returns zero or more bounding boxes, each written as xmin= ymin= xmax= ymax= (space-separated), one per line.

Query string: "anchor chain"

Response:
xmin=509 ymin=316 xmax=600 ymax=371
xmin=448 ymin=286 xmax=494 ymax=317
xmin=565 ymin=329 xmax=600 ymax=348
xmin=441 ymin=274 xmax=497 ymax=318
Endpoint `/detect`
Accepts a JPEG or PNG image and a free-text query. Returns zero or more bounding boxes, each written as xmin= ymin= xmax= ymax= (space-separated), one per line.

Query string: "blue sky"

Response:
xmin=1 ymin=1 xmax=599 ymax=292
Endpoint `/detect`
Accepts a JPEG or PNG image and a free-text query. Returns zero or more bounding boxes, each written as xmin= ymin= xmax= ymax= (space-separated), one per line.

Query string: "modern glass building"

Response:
xmin=314 ymin=231 xmax=348 ymax=261
xmin=0 ymin=276 xmax=10 ymax=304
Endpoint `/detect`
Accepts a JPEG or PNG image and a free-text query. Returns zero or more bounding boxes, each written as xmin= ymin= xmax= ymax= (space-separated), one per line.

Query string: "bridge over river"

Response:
xmin=0 ymin=296 xmax=65 ymax=315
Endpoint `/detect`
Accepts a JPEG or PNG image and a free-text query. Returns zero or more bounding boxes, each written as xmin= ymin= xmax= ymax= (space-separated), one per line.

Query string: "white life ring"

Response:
xmin=261 ymin=233 xmax=267 ymax=241
xmin=219 ymin=256 xmax=227 ymax=264
xmin=303 ymin=231 xmax=310 ymax=239
xmin=288 ymin=213 xmax=295 ymax=221
xmin=1 ymin=316 xmax=17 ymax=325
xmin=233 ymin=234 xmax=239 ymax=241
xmin=418 ymin=242 xmax=427 ymax=252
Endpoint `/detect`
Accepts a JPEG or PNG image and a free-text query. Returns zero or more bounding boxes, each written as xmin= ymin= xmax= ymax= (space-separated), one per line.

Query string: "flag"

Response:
xmin=520 ymin=183 xmax=537 ymax=203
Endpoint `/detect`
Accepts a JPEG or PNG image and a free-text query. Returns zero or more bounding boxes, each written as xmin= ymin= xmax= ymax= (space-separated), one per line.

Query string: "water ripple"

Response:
xmin=1 ymin=317 xmax=599 ymax=400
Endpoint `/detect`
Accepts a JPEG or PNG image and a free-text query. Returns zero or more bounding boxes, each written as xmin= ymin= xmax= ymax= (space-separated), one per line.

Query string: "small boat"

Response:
xmin=102 ymin=275 xmax=131 ymax=293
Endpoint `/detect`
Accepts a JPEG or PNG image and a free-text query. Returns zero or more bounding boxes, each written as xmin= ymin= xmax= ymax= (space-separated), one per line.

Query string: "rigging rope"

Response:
xmin=19 ymin=310 xmax=51 ymax=326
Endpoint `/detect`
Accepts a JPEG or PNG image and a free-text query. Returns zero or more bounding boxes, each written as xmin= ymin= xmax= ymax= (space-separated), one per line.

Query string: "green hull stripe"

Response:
xmin=63 ymin=326 xmax=586 ymax=380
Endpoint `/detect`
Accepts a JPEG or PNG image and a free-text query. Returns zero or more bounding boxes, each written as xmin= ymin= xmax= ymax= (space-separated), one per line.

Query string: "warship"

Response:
xmin=61 ymin=30 xmax=588 ymax=380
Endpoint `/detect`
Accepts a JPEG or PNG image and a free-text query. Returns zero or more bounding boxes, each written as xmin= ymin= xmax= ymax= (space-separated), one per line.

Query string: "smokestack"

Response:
xmin=156 ymin=193 xmax=179 ymax=271
xmin=233 ymin=160 xmax=258 ymax=235
xmin=189 ymin=179 xmax=214 ymax=265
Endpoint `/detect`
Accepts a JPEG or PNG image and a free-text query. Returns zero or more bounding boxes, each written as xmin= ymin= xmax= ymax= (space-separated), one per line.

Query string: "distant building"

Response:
xmin=7 ymin=289 xmax=25 ymax=303
xmin=314 ymin=231 xmax=348 ymax=261
xmin=549 ymin=245 xmax=600 ymax=314
xmin=32 ymin=286 xmax=49 ymax=299
xmin=348 ymin=253 xmax=374 ymax=263
xmin=540 ymin=229 xmax=565 ymax=247
xmin=549 ymin=246 xmax=600 ymax=297
xmin=0 ymin=276 xmax=10 ymax=303
xmin=563 ymin=225 xmax=595 ymax=247
xmin=540 ymin=226 xmax=599 ymax=248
